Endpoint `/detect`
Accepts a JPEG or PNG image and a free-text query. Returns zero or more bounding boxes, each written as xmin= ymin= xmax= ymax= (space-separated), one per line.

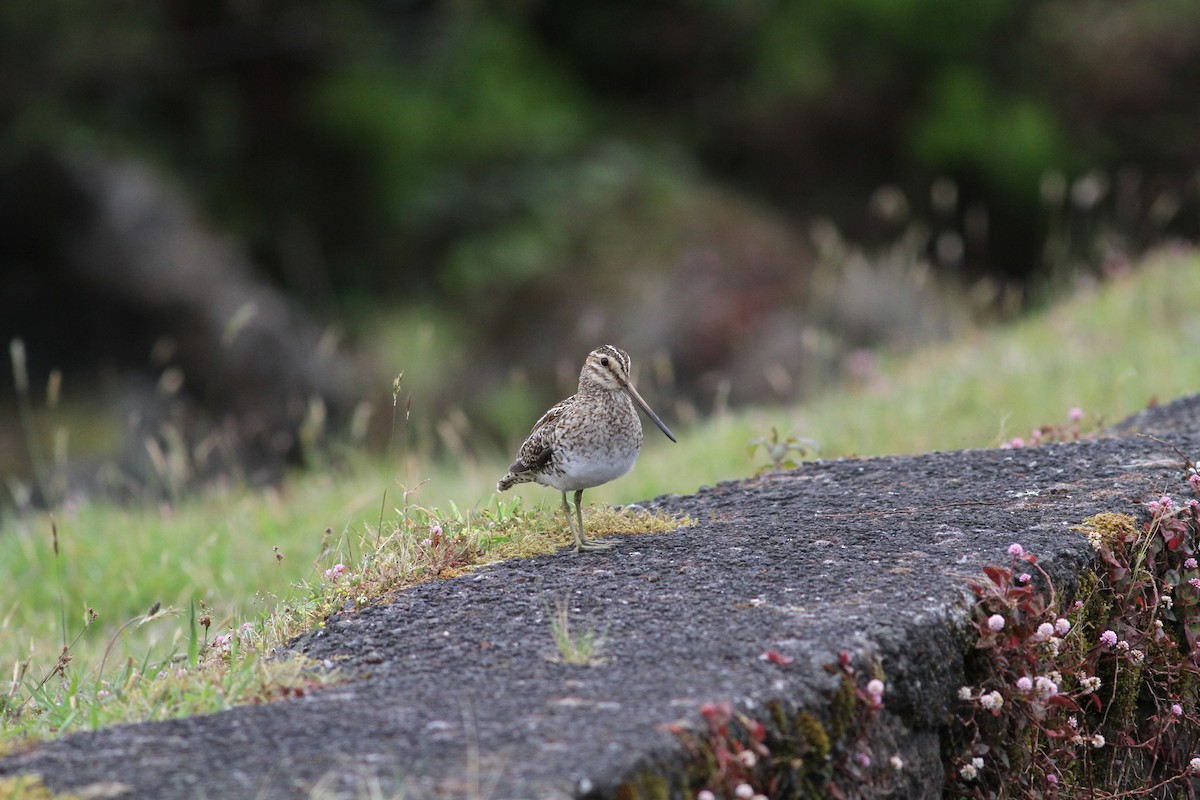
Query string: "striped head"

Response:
xmin=579 ymin=345 xmax=633 ymax=392
xmin=579 ymin=345 xmax=677 ymax=443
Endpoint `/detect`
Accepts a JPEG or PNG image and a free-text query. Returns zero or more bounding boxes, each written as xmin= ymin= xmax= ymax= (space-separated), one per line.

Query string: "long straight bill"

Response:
xmin=623 ymin=382 xmax=677 ymax=443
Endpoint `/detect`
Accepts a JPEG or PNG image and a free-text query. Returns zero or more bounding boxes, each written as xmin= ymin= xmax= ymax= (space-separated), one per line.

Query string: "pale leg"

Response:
xmin=573 ymin=489 xmax=614 ymax=551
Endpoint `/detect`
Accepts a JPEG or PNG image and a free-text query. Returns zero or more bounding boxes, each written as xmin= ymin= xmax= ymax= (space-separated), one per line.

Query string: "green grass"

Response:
xmin=548 ymin=595 xmax=606 ymax=666
xmin=2 ymin=249 xmax=1200 ymax=744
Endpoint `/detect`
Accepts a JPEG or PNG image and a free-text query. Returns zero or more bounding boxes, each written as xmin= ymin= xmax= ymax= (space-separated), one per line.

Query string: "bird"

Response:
xmin=496 ymin=345 xmax=677 ymax=552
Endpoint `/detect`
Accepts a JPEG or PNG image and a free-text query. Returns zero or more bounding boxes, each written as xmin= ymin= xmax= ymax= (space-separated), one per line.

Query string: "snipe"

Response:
xmin=496 ymin=345 xmax=676 ymax=552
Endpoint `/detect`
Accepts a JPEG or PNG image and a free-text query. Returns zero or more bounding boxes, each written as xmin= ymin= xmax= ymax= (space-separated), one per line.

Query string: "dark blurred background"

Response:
xmin=2 ymin=0 xmax=1199 ymax=501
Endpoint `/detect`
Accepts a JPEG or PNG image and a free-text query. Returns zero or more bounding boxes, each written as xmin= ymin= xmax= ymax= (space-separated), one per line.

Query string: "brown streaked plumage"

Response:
xmin=497 ymin=345 xmax=676 ymax=552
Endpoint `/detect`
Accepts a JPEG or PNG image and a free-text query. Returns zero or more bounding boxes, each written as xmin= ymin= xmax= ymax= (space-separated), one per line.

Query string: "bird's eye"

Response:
xmin=600 ymin=357 xmax=609 ymax=366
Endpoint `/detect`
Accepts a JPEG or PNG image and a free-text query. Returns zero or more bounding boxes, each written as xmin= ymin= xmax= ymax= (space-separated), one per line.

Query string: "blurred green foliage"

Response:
xmin=1 ymin=0 xmax=1197 ymax=306
xmin=912 ymin=68 xmax=1073 ymax=207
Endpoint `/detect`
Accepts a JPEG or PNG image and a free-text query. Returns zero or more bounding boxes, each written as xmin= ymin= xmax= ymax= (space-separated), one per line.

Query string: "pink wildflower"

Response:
xmin=1016 ymin=676 xmax=1033 ymax=692
xmin=1055 ymin=618 xmax=1071 ymax=635
xmin=1100 ymin=630 xmax=1117 ymax=647
xmin=1018 ymin=572 xmax=1032 ymax=583
xmin=1172 ymin=703 xmax=1184 ymax=716
xmin=1186 ymin=558 xmax=1198 ymax=570
xmin=987 ymin=614 xmax=1005 ymax=631
xmin=1190 ymin=578 xmax=1200 ymax=591
xmin=1069 ymin=407 xmax=1083 ymax=422
xmin=1036 ymin=622 xmax=1055 ymax=639
xmin=866 ymin=679 xmax=885 ymax=700
xmin=1008 ymin=543 xmax=1024 ymax=557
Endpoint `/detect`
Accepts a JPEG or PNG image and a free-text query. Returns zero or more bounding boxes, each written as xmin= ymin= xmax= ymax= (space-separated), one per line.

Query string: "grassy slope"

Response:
xmin=1 ymin=250 xmax=1198 ymax=734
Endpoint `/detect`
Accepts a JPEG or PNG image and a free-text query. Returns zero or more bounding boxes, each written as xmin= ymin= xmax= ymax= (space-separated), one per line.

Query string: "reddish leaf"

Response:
xmin=762 ymin=650 xmax=794 ymax=665
xmin=983 ymin=565 xmax=1010 ymax=587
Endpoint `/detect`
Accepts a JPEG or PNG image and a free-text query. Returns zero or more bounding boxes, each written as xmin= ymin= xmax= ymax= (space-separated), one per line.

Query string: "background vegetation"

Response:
xmin=3 ymin=251 xmax=1198 ymax=743
xmin=2 ymin=0 xmax=1200 ymax=748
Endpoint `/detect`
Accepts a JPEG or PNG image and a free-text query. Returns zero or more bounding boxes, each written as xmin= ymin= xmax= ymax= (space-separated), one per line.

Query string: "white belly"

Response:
xmin=537 ymin=444 xmax=640 ymax=492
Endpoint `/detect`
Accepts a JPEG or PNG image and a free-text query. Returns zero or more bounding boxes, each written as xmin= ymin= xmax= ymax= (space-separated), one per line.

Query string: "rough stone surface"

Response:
xmin=3 ymin=396 xmax=1199 ymax=798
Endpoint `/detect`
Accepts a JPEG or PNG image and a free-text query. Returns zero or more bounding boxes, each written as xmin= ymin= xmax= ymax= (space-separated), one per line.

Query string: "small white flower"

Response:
xmin=735 ymin=784 xmax=754 ymax=800
xmin=1091 ymin=733 xmax=1105 ymax=749
xmin=958 ymin=686 xmax=973 ymax=700
xmin=971 ymin=757 xmax=984 ymax=769
xmin=1190 ymin=756 xmax=1200 ymax=775
xmin=959 ymin=763 xmax=978 ymax=781
xmin=1068 ymin=715 xmax=1078 ymax=729
xmin=1036 ymin=622 xmax=1055 ymax=639
xmin=1055 ymin=618 xmax=1071 ymax=635
xmin=1163 ymin=595 xmax=1174 ymax=609
xmin=890 ymin=755 xmax=904 ymax=771
xmin=979 ymin=691 xmax=1004 ymax=710
xmin=738 ymin=750 xmax=758 ymax=768
xmin=866 ymin=679 xmax=885 ymax=699
xmin=697 ymin=792 xmax=716 ymax=800
xmin=1079 ymin=676 xmax=1101 ymax=695
xmin=1117 ymin=639 xmax=1130 ymax=652
xmin=1130 ymin=649 xmax=1145 ymax=664
xmin=1034 ymin=676 xmax=1059 ymax=697
xmin=1046 ymin=636 xmax=1062 ymax=656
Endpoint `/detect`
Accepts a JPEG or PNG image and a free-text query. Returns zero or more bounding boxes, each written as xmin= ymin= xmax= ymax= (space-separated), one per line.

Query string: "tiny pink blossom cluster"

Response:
xmin=978 ymin=690 xmax=1004 ymax=710
xmin=324 ymin=562 xmax=347 ymax=580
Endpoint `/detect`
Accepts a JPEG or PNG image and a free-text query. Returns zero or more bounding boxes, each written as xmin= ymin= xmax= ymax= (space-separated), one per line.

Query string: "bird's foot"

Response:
xmin=574 ymin=536 xmax=616 ymax=552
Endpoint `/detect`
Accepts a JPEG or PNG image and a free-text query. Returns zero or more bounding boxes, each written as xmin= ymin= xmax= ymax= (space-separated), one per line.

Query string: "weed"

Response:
xmin=547 ymin=596 xmax=605 ymax=666
xmin=999 ymin=405 xmax=1098 ymax=450
xmin=946 ymin=458 xmax=1200 ymax=796
xmin=668 ymin=653 xmax=895 ymax=799
xmin=747 ymin=428 xmax=819 ymax=474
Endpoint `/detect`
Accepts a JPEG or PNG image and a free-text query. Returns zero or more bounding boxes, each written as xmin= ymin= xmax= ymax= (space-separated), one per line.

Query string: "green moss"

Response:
xmin=827 ymin=674 xmax=858 ymax=743
xmin=796 ymin=711 xmax=831 ymax=762
xmin=0 ymin=774 xmax=81 ymax=800
xmin=613 ymin=772 xmax=669 ymax=800
xmin=1075 ymin=513 xmax=1139 ymax=548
